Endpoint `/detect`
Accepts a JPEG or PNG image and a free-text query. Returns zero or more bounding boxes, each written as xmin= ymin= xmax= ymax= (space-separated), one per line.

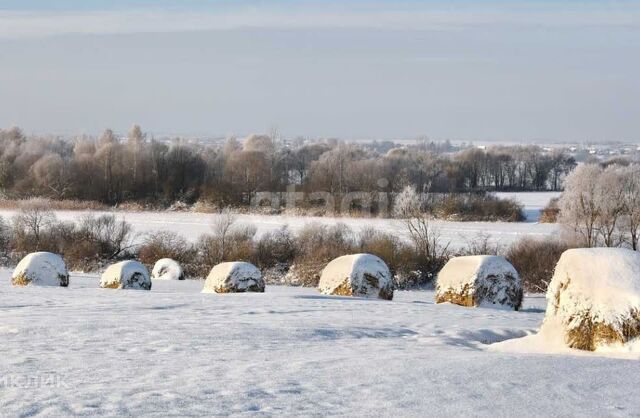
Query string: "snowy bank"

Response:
xmin=100 ymin=260 xmax=152 ymax=290
xmin=151 ymin=258 xmax=185 ymax=281
xmin=436 ymin=255 xmax=522 ymax=310
xmin=318 ymin=253 xmax=394 ymax=300
xmin=202 ymin=262 xmax=265 ymax=293
xmin=11 ymin=252 xmax=69 ymax=287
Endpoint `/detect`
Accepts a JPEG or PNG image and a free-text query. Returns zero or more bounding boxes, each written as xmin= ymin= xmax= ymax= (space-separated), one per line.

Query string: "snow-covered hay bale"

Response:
xmin=202 ymin=262 xmax=264 ymax=293
xmin=11 ymin=252 xmax=69 ymax=287
xmin=436 ymin=255 xmax=522 ymax=310
xmin=542 ymin=248 xmax=640 ymax=351
xmin=151 ymin=258 xmax=185 ymax=281
xmin=318 ymin=254 xmax=393 ymax=300
xmin=100 ymin=260 xmax=151 ymax=290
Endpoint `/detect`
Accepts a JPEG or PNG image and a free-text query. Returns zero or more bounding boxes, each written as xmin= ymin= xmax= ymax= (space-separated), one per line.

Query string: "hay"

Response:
xmin=436 ymin=256 xmax=522 ymax=310
xmin=11 ymin=252 xmax=69 ymax=287
xmin=564 ymin=311 xmax=640 ymax=351
xmin=541 ymin=248 xmax=640 ymax=351
xmin=100 ymin=260 xmax=152 ymax=290
xmin=318 ymin=254 xmax=394 ymax=300
xmin=11 ymin=272 xmax=31 ymax=287
xmin=435 ymin=284 xmax=475 ymax=307
xmin=202 ymin=262 xmax=265 ymax=294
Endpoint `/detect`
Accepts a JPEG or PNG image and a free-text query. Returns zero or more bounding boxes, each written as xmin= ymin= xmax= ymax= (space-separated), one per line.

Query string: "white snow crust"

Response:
xmin=1 ymin=272 xmax=638 ymax=417
xmin=202 ymin=261 xmax=264 ymax=293
xmin=100 ymin=260 xmax=151 ymax=290
xmin=151 ymin=258 xmax=184 ymax=281
xmin=11 ymin=252 xmax=69 ymax=287
xmin=318 ymin=253 xmax=393 ymax=299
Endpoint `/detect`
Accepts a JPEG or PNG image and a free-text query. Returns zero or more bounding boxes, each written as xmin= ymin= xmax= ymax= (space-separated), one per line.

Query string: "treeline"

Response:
xmin=0 ymin=126 xmax=576 ymax=209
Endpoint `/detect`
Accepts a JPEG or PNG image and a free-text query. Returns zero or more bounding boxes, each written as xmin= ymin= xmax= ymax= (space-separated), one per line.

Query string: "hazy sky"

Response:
xmin=0 ymin=1 xmax=638 ymax=141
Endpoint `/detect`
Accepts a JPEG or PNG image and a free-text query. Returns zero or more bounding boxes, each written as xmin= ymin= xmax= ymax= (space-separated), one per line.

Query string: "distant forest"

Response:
xmin=0 ymin=126 xmax=576 ymax=208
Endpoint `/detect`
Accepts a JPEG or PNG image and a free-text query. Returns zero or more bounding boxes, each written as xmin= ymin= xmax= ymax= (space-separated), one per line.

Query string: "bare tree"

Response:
xmin=393 ymin=185 xmax=449 ymax=259
xmin=12 ymin=201 xmax=57 ymax=250
xmin=211 ymin=208 xmax=237 ymax=261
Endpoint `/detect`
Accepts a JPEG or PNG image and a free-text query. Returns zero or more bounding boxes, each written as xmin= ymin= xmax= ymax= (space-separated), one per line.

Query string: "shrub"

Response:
xmin=539 ymin=197 xmax=560 ymax=223
xmin=281 ymin=223 xmax=356 ymax=286
xmin=253 ymin=226 xmax=297 ymax=269
xmin=138 ymin=231 xmax=192 ymax=264
xmin=431 ymin=193 xmax=525 ymax=222
xmin=506 ymin=237 xmax=570 ymax=293
xmin=138 ymin=230 xmax=197 ymax=277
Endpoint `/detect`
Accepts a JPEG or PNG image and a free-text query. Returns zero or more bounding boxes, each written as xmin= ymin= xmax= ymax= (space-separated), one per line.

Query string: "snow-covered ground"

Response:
xmin=1 ymin=271 xmax=638 ymax=417
xmin=0 ymin=209 xmax=559 ymax=252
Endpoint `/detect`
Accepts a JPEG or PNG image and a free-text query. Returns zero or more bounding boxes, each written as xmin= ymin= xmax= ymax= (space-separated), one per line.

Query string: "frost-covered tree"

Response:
xmin=621 ymin=165 xmax=640 ymax=250
xmin=559 ymin=163 xmax=640 ymax=249
xmin=558 ymin=164 xmax=602 ymax=247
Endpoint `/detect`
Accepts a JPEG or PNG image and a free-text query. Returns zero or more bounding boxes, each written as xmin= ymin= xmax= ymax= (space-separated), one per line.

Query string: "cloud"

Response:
xmin=0 ymin=6 xmax=638 ymax=40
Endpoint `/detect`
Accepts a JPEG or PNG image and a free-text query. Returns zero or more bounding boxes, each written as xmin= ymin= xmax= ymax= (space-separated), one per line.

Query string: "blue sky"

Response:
xmin=0 ymin=1 xmax=638 ymax=141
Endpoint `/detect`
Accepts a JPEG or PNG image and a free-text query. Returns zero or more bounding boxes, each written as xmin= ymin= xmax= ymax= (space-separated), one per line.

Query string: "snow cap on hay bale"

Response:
xmin=436 ymin=255 xmax=522 ymax=310
xmin=100 ymin=260 xmax=151 ymax=290
xmin=202 ymin=262 xmax=264 ymax=293
xmin=12 ymin=252 xmax=69 ymax=287
xmin=318 ymin=253 xmax=394 ymax=300
xmin=151 ymin=258 xmax=185 ymax=281
xmin=542 ymin=248 xmax=640 ymax=351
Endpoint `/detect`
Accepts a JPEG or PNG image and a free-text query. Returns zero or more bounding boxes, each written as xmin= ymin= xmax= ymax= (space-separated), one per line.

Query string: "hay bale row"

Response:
xmin=11 ymin=248 xmax=640 ymax=354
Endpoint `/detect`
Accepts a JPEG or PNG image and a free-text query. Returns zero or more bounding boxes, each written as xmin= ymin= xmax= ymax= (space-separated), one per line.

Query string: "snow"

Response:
xmin=318 ymin=253 xmax=393 ymax=300
xmin=436 ymin=255 xmax=522 ymax=309
xmin=202 ymin=261 xmax=264 ymax=293
xmin=1 ymin=272 xmax=639 ymax=416
xmin=11 ymin=252 xmax=69 ymax=287
xmin=0 ymin=195 xmax=560 ymax=250
xmin=494 ymin=248 xmax=640 ymax=354
xmin=151 ymin=258 xmax=184 ymax=281
xmin=100 ymin=260 xmax=152 ymax=290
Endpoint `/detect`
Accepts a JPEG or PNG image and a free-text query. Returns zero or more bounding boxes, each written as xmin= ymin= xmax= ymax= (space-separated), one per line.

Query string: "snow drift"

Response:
xmin=542 ymin=248 xmax=640 ymax=351
xmin=318 ymin=253 xmax=393 ymax=300
xmin=436 ymin=255 xmax=522 ymax=310
xmin=151 ymin=258 xmax=185 ymax=281
xmin=202 ymin=262 xmax=265 ymax=293
xmin=11 ymin=252 xmax=69 ymax=287
xmin=100 ymin=260 xmax=152 ymax=290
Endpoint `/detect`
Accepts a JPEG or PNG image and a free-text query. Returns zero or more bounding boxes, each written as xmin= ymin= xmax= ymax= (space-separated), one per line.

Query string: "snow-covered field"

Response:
xmin=2 ymin=272 xmax=638 ymax=417
xmin=0 ymin=196 xmax=559 ymax=252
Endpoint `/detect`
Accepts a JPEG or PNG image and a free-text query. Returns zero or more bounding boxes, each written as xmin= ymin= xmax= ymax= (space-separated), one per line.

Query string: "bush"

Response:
xmin=138 ymin=230 xmax=197 ymax=277
xmin=194 ymin=224 xmax=257 ymax=278
xmin=280 ymin=223 xmax=356 ymax=286
xmin=456 ymin=232 xmax=501 ymax=256
xmin=253 ymin=226 xmax=297 ymax=269
xmin=431 ymin=193 xmax=525 ymax=222
xmin=539 ymin=197 xmax=560 ymax=223
xmin=506 ymin=237 xmax=570 ymax=293
xmin=8 ymin=209 xmax=135 ymax=271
